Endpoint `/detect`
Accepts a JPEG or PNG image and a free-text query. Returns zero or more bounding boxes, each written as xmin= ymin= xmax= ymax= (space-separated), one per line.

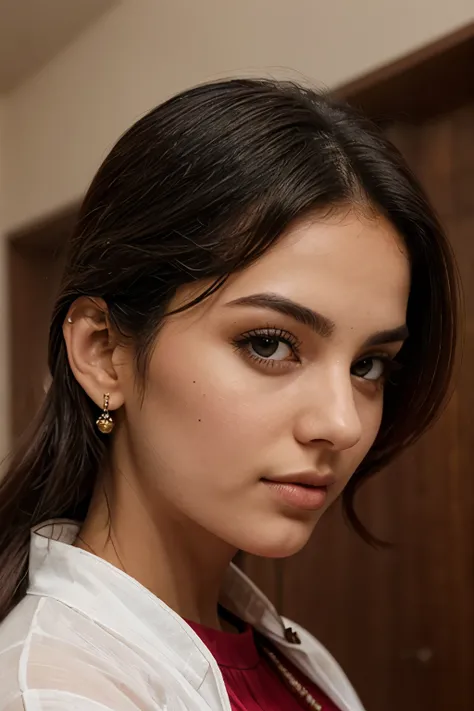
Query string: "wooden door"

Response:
xmin=8 ymin=210 xmax=72 ymax=440
xmin=240 ymin=32 xmax=474 ymax=711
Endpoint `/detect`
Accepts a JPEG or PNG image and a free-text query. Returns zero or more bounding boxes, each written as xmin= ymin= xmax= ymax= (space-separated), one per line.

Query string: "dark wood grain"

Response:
xmin=8 ymin=229 xmax=68 ymax=440
xmin=277 ymin=43 xmax=474 ymax=711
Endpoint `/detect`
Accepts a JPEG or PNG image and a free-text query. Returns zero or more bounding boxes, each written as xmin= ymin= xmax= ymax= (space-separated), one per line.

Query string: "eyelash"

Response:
xmin=233 ymin=326 xmax=402 ymax=381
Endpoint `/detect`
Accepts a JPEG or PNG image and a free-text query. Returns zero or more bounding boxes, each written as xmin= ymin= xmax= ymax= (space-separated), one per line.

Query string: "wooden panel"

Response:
xmin=241 ymin=48 xmax=474 ymax=710
xmin=7 ymin=205 xmax=77 ymax=439
xmin=277 ymin=104 xmax=474 ymax=711
xmin=8 ymin=241 xmax=65 ymax=440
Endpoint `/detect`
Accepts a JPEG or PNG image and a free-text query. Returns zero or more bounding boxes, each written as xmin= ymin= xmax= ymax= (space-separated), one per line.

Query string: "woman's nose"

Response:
xmin=293 ymin=369 xmax=363 ymax=451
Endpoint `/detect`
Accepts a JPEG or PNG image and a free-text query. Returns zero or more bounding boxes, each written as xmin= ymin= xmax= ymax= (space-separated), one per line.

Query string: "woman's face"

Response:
xmin=114 ymin=209 xmax=410 ymax=558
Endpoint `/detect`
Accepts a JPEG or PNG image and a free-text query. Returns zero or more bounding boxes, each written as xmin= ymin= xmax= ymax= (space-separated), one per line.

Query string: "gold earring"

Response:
xmin=96 ymin=393 xmax=114 ymax=434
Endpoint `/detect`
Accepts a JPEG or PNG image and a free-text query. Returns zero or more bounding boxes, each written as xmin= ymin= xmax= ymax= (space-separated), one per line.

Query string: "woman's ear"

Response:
xmin=62 ymin=297 xmax=126 ymax=412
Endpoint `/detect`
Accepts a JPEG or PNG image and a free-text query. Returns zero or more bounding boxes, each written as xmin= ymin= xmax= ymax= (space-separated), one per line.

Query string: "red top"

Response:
xmin=187 ymin=615 xmax=341 ymax=711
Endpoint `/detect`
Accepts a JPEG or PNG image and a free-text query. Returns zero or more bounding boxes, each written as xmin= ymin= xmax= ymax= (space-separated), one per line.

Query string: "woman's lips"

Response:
xmin=261 ymin=479 xmax=329 ymax=511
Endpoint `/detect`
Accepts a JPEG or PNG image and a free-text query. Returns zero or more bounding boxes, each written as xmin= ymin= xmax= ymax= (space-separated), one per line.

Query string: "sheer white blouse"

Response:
xmin=0 ymin=521 xmax=365 ymax=711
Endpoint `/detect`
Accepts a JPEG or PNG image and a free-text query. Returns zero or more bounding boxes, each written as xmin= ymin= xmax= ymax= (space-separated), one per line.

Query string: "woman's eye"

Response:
xmin=233 ymin=328 xmax=300 ymax=367
xmin=248 ymin=336 xmax=293 ymax=361
xmin=351 ymin=357 xmax=387 ymax=381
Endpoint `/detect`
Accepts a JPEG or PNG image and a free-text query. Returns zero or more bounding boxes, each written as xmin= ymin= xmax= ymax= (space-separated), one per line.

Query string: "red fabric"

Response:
xmin=187 ymin=617 xmax=341 ymax=711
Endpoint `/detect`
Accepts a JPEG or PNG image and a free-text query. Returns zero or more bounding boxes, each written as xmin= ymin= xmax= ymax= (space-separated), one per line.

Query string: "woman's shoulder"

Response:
xmin=0 ymin=595 xmax=174 ymax=711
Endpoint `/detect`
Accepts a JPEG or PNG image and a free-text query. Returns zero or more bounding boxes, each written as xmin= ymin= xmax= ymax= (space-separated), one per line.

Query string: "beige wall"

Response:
xmin=0 ymin=0 xmax=473 ymax=455
xmin=3 ymin=0 xmax=474 ymax=232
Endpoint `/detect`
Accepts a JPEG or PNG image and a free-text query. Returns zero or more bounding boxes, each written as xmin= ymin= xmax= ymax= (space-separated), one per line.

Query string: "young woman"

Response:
xmin=0 ymin=79 xmax=458 ymax=711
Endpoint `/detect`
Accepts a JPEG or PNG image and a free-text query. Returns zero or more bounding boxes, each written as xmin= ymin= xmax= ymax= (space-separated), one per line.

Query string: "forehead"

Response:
xmin=219 ymin=209 xmax=410 ymax=329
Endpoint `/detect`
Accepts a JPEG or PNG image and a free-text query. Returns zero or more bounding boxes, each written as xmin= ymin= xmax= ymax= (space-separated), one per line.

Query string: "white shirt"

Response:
xmin=0 ymin=521 xmax=365 ymax=711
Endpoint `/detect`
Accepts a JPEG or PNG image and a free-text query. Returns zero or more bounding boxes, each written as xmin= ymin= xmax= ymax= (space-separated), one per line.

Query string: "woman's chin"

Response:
xmin=233 ymin=518 xmax=316 ymax=559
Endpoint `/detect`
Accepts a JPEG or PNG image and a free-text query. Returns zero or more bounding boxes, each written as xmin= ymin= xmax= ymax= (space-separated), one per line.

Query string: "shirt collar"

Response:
xmin=28 ymin=520 xmax=214 ymax=690
xmin=28 ymin=519 xmax=361 ymax=711
xmin=27 ymin=520 xmax=289 ymax=687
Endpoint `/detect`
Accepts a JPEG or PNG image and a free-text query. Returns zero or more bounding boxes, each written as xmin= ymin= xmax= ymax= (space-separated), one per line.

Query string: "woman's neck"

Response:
xmin=76 ymin=469 xmax=237 ymax=630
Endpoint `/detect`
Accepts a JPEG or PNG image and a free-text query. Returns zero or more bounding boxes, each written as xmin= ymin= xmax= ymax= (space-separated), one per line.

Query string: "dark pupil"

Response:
xmin=251 ymin=336 xmax=279 ymax=358
xmin=353 ymin=358 xmax=372 ymax=376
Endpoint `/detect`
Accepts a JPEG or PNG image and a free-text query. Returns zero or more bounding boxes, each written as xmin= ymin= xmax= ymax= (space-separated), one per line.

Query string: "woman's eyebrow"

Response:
xmin=362 ymin=325 xmax=409 ymax=348
xmin=226 ymin=292 xmax=334 ymax=337
xmin=227 ymin=292 xmax=408 ymax=347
